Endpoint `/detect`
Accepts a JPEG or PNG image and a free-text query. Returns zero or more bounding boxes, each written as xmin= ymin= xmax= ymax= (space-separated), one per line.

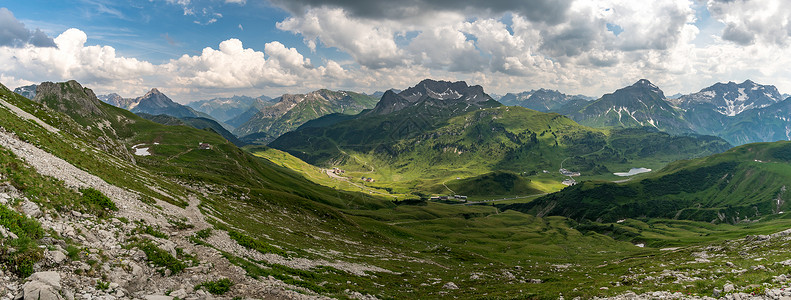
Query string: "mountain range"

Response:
xmin=530 ymin=79 xmax=791 ymax=146
xmin=186 ymin=95 xmax=275 ymax=124
xmin=232 ymin=89 xmax=378 ymax=144
xmin=498 ymin=88 xmax=594 ymax=112
xmin=4 ymin=77 xmax=791 ymax=299
xmin=270 ymin=79 xmax=730 ymax=196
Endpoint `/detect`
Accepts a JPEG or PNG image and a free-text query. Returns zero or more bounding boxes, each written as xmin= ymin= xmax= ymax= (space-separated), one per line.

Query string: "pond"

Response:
xmin=613 ymin=167 xmax=651 ymax=177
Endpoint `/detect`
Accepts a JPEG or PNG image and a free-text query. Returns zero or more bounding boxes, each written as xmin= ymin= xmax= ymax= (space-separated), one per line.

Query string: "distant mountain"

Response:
xmin=186 ymin=95 xmax=275 ymax=123
xmin=233 ymin=89 xmax=378 ymax=144
xmin=367 ymin=79 xmax=497 ymax=116
xmin=367 ymin=89 xmax=400 ymax=100
xmin=225 ymin=98 xmax=282 ymax=128
xmin=488 ymin=93 xmax=504 ymax=101
xmin=499 ymin=88 xmax=593 ymax=112
xmin=98 ymin=93 xmax=140 ymax=110
xmin=130 ymin=88 xmax=204 ymax=118
xmin=721 ymin=97 xmax=791 ymax=145
xmin=99 ymin=88 xmax=209 ymax=120
xmin=673 ymin=80 xmax=782 ymax=116
xmin=667 ymin=93 xmax=684 ymax=99
xmin=13 ymin=84 xmax=36 ymax=100
xmin=565 ymin=79 xmax=693 ymax=134
xmin=137 ymin=113 xmax=245 ymax=147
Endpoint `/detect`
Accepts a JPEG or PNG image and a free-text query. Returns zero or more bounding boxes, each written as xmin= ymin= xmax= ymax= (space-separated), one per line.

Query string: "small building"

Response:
xmin=562 ymin=178 xmax=577 ymax=186
xmin=361 ymin=177 xmax=376 ymax=182
xmin=332 ymin=168 xmax=345 ymax=174
xmin=559 ymin=168 xmax=580 ymax=177
xmin=199 ymin=143 xmax=212 ymax=150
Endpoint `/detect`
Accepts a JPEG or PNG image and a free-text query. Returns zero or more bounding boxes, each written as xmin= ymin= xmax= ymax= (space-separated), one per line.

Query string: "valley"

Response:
xmin=0 ymin=77 xmax=790 ymax=300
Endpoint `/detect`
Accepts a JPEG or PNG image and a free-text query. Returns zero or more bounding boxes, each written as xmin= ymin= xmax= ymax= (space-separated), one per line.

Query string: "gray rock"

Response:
xmin=442 ymin=282 xmax=459 ymax=290
xmin=724 ymin=283 xmax=735 ymax=292
xmin=27 ymin=272 xmax=61 ymax=290
xmin=19 ymin=200 xmax=42 ymax=218
xmin=713 ymin=288 xmax=722 ymax=298
xmin=46 ymin=251 xmax=68 ymax=265
xmin=0 ymin=226 xmax=18 ymax=239
xmin=170 ymin=289 xmax=187 ymax=299
xmin=20 ymin=272 xmax=62 ymax=300
xmin=144 ymin=295 xmax=174 ymax=300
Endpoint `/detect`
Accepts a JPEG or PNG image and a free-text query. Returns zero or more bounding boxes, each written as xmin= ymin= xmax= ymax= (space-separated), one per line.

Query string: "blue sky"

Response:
xmin=1 ymin=0 xmax=790 ymax=103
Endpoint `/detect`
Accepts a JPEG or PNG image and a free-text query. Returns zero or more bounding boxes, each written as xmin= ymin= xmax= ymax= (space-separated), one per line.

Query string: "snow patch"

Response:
xmin=134 ymin=147 xmax=151 ymax=156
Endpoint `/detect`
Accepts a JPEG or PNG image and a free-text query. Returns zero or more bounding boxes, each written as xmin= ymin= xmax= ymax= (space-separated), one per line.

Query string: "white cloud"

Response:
xmin=708 ymin=0 xmax=791 ymax=46
xmin=163 ymin=38 xmax=345 ymax=90
xmin=0 ymin=28 xmax=155 ymax=94
xmin=277 ymin=7 xmax=405 ymax=69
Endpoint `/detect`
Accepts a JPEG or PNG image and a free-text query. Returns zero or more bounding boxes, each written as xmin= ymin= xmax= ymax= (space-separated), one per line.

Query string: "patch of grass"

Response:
xmin=195 ymin=278 xmax=233 ymax=295
xmin=79 ymin=187 xmax=117 ymax=217
xmin=135 ymin=223 xmax=168 ymax=239
xmin=168 ymin=218 xmax=194 ymax=230
xmin=194 ymin=228 xmax=212 ymax=239
xmin=227 ymin=230 xmax=287 ymax=256
xmin=96 ymin=280 xmax=110 ymax=290
xmin=0 ymin=204 xmax=44 ymax=277
xmin=134 ymin=241 xmax=185 ymax=275
xmin=65 ymin=244 xmax=81 ymax=261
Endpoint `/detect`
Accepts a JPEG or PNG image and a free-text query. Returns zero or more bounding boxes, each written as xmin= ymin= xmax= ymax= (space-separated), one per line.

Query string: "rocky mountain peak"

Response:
xmin=12 ymin=84 xmax=37 ymax=100
xmin=368 ymin=79 xmax=495 ymax=115
xmin=33 ymin=81 xmax=104 ymax=118
xmin=677 ymin=79 xmax=782 ymax=116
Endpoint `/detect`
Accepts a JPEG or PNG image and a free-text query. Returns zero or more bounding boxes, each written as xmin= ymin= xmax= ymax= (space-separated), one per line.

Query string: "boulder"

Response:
xmin=442 ymin=282 xmax=459 ymax=290
xmin=20 ymin=200 xmax=42 ymax=218
xmin=27 ymin=272 xmax=61 ymax=290
xmin=17 ymin=272 xmax=62 ymax=300
xmin=144 ymin=295 xmax=174 ymax=300
xmin=170 ymin=289 xmax=187 ymax=299
xmin=46 ymin=250 xmax=68 ymax=265
xmin=724 ymin=283 xmax=735 ymax=292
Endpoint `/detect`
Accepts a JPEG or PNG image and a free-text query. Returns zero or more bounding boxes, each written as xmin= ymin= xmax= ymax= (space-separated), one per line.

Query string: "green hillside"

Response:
xmin=6 ymin=80 xmax=791 ymax=299
xmin=273 ymin=104 xmax=730 ymax=197
xmin=505 ymin=141 xmax=791 ymax=224
xmin=137 ymin=113 xmax=246 ymax=147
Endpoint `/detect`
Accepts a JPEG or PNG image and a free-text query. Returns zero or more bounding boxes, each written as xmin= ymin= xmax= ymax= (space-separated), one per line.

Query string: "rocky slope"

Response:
xmin=565 ymin=79 xmax=693 ymax=134
xmin=673 ymin=80 xmax=783 ymax=117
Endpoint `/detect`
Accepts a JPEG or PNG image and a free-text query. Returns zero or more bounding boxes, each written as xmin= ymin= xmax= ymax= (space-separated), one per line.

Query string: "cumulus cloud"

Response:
xmin=163 ymin=38 xmax=345 ymax=89
xmin=277 ymin=7 xmax=405 ymax=69
xmin=0 ymin=28 xmax=155 ymax=89
xmin=0 ymin=7 xmax=56 ymax=47
xmin=708 ymin=0 xmax=791 ymax=46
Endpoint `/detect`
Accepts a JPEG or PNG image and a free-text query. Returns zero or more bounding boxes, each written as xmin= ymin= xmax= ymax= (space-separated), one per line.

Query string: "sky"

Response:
xmin=1 ymin=0 xmax=791 ymax=103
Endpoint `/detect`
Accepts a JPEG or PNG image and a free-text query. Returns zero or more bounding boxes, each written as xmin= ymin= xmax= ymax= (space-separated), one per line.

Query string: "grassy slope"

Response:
xmin=8 ymin=82 xmax=791 ymax=299
xmin=504 ymin=141 xmax=791 ymax=224
xmin=273 ymin=106 xmax=730 ymax=198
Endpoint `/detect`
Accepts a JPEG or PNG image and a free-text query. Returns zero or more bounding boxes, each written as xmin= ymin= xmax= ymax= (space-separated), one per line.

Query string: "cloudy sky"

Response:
xmin=1 ymin=0 xmax=790 ymax=103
